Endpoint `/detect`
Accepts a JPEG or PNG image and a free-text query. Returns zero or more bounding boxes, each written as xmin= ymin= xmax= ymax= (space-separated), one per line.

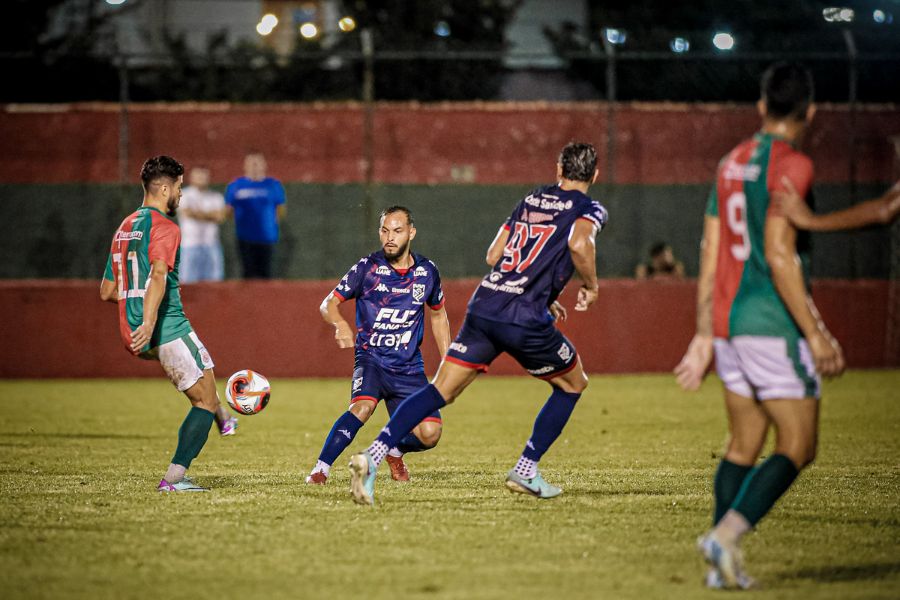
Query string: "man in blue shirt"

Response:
xmin=306 ymin=206 xmax=451 ymax=485
xmin=225 ymin=152 xmax=286 ymax=279
xmin=348 ymin=142 xmax=608 ymax=506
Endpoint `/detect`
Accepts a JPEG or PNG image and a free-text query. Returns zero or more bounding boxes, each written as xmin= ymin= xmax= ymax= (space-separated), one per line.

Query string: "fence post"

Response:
xmin=602 ymin=38 xmax=617 ymax=191
xmin=361 ymin=28 xmax=375 ymax=235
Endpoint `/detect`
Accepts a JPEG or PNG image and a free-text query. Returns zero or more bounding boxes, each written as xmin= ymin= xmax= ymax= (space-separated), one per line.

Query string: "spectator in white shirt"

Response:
xmin=178 ymin=166 xmax=226 ymax=283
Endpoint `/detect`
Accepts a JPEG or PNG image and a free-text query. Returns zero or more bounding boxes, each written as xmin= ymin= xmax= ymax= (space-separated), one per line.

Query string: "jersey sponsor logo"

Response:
xmin=449 ymin=341 xmax=468 ymax=353
xmin=375 ymin=308 xmax=416 ymax=325
xmin=557 ymin=343 xmax=572 ymax=361
xmin=524 ymin=193 xmax=574 ymax=211
xmin=723 ymin=161 xmax=761 ymax=182
xmin=375 ymin=266 xmax=392 ymax=275
xmin=375 ymin=283 xmax=389 ymax=292
xmin=233 ymin=188 xmax=269 ymax=200
xmin=479 ymin=278 xmax=526 ymax=295
xmin=391 ymin=287 xmax=411 ymax=294
xmin=414 ymin=266 xmax=428 ymax=277
xmin=412 ymin=283 xmax=426 ymax=302
xmin=352 ymin=376 xmax=363 ymax=392
xmin=526 ymin=211 xmax=555 ymax=224
xmin=528 ymin=365 xmax=555 ymax=375
xmin=114 ymin=231 xmax=144 ymax=242
xmin=369 ymin=330 xmax=413 ymax=348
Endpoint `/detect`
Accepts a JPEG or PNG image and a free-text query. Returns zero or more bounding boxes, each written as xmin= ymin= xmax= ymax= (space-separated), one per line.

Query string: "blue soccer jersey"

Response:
xmin=467 ymin=184 xmax=608 ymax=326
xmin=332 ymin=251 xmax=445 ymax=375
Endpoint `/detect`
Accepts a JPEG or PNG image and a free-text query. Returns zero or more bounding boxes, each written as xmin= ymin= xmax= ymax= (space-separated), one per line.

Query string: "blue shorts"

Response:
xmin=445 ymin=313 xmax=578 ymax=380
xmin=350 ymin=358 xmax=442 ymax=423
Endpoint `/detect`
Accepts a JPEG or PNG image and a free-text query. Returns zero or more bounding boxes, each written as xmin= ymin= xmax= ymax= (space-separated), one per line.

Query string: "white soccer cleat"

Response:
xmin=697 ymin=531 xmax=747 ymax=589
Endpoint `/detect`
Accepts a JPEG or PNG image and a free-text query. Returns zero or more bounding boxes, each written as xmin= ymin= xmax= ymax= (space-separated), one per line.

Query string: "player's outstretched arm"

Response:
xmin=130 ymin=259 xmax=167 ymax=353
xmin=674 ymin=215 xmax=718 ymax=391
xmin=319 ymin=292 xmax=354 ymax=349
xmin=568 ymin=219 xmax=600 ymax=311
xmin=485 ymin=225 xmax=510 ymax=267
xmin=429 ymin=306 xmax=451 ymax=358
xmin=776 ymin=177 xmax=900 ymax=231
xmin=764 ymin=215 xmax=845 ymax=377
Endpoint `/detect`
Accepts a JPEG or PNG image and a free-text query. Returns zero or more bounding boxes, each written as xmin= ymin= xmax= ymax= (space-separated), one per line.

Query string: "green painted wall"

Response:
xmin=0 ymin=183 xmax=892 ymax=280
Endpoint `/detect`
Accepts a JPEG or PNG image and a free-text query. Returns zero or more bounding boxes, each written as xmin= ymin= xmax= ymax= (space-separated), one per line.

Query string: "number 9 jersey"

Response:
xmin=707 ymin=131 xmax=814 ymax=340
xmin=467 ymin=184 xmax=608 ymax=326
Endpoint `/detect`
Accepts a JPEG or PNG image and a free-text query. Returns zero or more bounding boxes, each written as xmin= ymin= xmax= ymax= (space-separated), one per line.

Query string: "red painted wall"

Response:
xmin=2 ymin=103 xmax=896 ymax=185
xmin=1 ymin=279 xmax=891 ymax=380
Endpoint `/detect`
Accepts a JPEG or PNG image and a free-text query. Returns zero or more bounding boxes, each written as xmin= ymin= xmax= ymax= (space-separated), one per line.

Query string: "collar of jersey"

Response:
xmin=754 ymin=130 xmax=794 ymax=147
xmin=141 ymin=205 xmax=176 ymax=221
xmin=373 ymin=250 xmax=420 ymax=274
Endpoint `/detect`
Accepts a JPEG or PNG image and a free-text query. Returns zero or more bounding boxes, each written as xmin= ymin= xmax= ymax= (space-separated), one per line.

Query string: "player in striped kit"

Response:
xmin=100 ymin=156 xmax=236 ymax=492
xmin=675 ymin=63 xmax=847 ymax=588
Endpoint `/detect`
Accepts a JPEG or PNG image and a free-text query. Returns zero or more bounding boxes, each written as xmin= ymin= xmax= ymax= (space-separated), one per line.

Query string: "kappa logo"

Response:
xmin=526 ymin=440 xmax=535 ymax=450
xmin=414 ymin=266 xmax=428 ymax=277
xmin=375 ymin=283 xmax=389 ymax=292
xmin=557 ymin=343 xmax=572 ymax=362
xmin=412 ymin=283 xmax=426 ymax=302
xmin=352 ymin=377 xmax=363 ymax=391
xmin=339 ymin=429 xmax=352 ymax=440
xmin=375 ymin=266 xmax=392 ymax=275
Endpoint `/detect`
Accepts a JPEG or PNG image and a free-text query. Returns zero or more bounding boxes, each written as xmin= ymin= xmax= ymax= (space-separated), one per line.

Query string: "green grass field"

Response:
xmin=1 ymin=372 xmax=898 ymax=599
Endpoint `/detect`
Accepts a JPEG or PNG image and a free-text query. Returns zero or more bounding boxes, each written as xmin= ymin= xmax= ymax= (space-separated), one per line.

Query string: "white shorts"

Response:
xmin=714 ymin=336 xmax=820 ymax=400
xmin=143 ymin=332 xmax=215 ymax=392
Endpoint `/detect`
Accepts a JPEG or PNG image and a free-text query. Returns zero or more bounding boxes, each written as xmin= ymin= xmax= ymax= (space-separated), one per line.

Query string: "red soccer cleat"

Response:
xmin=385 ymin=454 xmax=410 ymax=482
xmin=306 ymin=471 xmax=328 ymax=485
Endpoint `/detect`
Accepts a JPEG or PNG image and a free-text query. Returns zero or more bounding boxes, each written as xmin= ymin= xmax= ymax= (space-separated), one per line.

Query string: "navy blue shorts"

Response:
xmin=350 ymin=358 xmax=442 ymax=423
xmin=445 ymin=313 xmax=579 ymax=379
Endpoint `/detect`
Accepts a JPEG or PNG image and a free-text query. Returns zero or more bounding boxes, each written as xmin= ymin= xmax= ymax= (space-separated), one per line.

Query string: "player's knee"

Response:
xmin=417 ymin=423 xmax=442 ymax=448
xmin=725 ymin=436 xmax=760 ymax=465
xmin=777 ymin=442 xmax=816 ymax=469
xmin=349 ymin=401 xmax=375 ymax=422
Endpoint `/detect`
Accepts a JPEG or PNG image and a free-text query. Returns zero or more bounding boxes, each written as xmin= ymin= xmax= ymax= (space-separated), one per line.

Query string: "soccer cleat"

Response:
xmin=348 ymin=451 xmax=377 ymax=506
xmin=505 ymin=469 xmax=562 ymax=499
xmin=704 ymin=567 xmax=756 ymax=590
xmin=157 ymin=476 xmax=209 ymax=492
xmin=385 ymin=454 xmax=410 ymax=482
xmin=697 ymin=531 xmax=747 ymax=589
xmin=219 ymin=416 xmax=238 ymax=436
xmin=306 ymin=471 xmax=328 ymax=485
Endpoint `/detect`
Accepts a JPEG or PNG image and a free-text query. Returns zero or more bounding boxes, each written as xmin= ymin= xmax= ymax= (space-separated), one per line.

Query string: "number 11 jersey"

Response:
xmin=467 ymin=185 xmax=608 ymax=326
xmin=706 ymin=131 xmax=814 ymax=340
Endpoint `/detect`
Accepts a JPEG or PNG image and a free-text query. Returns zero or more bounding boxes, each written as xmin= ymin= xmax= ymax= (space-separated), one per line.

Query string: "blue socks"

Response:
xmin=369 ymin=384 xmax=447 ymax=465
xmin=397 ymin=432 xmax=430 ymax=454
xmin=522 ymin=388 xmax=581 ymax=462
xmin=318 ymin=411 xmax=365 ymax=466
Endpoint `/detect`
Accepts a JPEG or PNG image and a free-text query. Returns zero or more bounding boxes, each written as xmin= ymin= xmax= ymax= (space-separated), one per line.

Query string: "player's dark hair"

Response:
xmin=558 ymin=142 xmax=597 ymax=182
xmin=380 ymin=205 xmax=414 ymax=227
xmin=650 ymin=242 xmax=670 ymax=258
xmin=140 ymin=156 xmax=184 ymax=189
xmin=760 ymin=62 xmax=814 ymax=121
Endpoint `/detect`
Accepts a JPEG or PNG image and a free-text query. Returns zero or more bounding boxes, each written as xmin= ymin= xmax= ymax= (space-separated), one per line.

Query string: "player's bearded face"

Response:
xmin=166 ymin=177 xmax=183 ymax=217
xmin=380 ymin=215 xmax=414 ymax=260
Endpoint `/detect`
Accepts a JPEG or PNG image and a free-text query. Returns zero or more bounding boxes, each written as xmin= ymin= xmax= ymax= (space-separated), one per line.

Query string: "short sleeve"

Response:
xmin=768 ymin=153 xmax=814 ymax=217
xmin=224 ymin=181 xmax=236 ymax=206
xmin=273 ymin=180 xmax=286 ymax=205
xmin=578 ymin=201 xmax=608 ymax=232
xmin=103 ymin=253 xmax=114 ymax=281
xmin=705 ymin=186 xmax=719 ymax=217
xmin=427 ymin=263 xmax=445 ymax=310
xmin=333 ymin=259 xmax=366 ymax=302
xmin=148 ymin=219 xmax=180 ymax=271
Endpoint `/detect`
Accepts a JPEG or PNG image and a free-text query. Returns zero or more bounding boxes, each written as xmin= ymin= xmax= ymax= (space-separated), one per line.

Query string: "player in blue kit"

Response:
xmin=306 ymin=206 xmax=451 ymax=484
xmin=349 ymin=142 xmax=608 ymax=505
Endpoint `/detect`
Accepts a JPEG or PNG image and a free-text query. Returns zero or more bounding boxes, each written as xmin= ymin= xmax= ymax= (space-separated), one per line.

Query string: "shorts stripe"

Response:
xmin=445 ymin=355 xmax=489 ymax=373
xmin=351 ymin=395 xmax=379 ymax=404
xmin=421 ymin=416 xmax=443 ymax=424
xmin=181 ymin=333 xmax=205 ymax=372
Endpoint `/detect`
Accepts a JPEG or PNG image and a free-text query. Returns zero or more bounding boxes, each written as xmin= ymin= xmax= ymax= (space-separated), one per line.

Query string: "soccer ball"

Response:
xmin=225 ymin=370 xmax=271 ymax=415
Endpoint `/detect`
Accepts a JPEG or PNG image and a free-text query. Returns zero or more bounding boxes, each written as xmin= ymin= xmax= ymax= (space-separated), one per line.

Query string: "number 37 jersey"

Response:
xmin=467 ymin=185 xmax=608 ymax=326
xmin=706 ymin=132 xmax=814 ymax=340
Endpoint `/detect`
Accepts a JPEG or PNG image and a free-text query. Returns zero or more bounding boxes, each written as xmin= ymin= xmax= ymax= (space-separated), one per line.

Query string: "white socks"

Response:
xmin=164 ymin=463 xmax=186 ymax=483
xmin=311 ymin=460 xmax=331 ymax=477
xmin=387 ymin=447 xmax=403 ymax=458
xmin=368 ymin=440 xmax=390 ymax=467
xmin=514 ymin=456 xmax=538 ymax=479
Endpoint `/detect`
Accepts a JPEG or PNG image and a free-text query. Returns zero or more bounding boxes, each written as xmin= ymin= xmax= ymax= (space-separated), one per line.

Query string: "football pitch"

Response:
xmin=2 ymin=372 xmax=898 ymax=600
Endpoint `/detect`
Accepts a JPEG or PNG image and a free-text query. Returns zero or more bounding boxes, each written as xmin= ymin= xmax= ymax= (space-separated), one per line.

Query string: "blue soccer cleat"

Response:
xmin=505 ymin=469 xmax=562 ymax=499
xmin=697 ymin=531 xmax=747 ymax=589
xmin=349 ymin=451 xmax=377 ymax=506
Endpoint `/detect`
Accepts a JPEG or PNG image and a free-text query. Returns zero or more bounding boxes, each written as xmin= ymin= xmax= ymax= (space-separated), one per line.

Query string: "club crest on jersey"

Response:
xmin=412 ymin=283 xmax=426 ymax=302
xmin=414 ymin=266 xmax=428 ymax=277
xmin=557 ymin=343 xmax=572 ymax=361
xmin=376 ymin=266 xmax=391 ymax=275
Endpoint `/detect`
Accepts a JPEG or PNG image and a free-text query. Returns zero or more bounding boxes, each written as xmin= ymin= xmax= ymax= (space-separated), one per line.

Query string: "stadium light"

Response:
xmin=670 ymin=37 xmax=690 ymax=53
xmin=822 ymin=7 xmax=855 ymax=22
xmin=105 ymin=0 xmax=126 ymax=4
xmin=338 ymin=16 xmax=357 ymax=32
xmin=873 ymin=9 xmax=893 ymax=24
xmin=712 ymin=32 xmax=735 ymax=51
xmin=256 ymin=14 xmax=278 ymax=36
xmin=604 ymin=28 xmax=627 ymax=45
xmin=434 ymin=20 xmax=451 ymax=37
xmin=299 ymin=23 xmax=319 ymax=39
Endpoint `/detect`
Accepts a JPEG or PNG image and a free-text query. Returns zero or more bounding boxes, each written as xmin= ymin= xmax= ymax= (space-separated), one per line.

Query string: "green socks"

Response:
xmin=731 ymin=453 xmax=800 ymax=527
xmin=171 ymin=406 xmax=215 ymax=468
xmin=713 ymin=459 xmax=753 ymax=524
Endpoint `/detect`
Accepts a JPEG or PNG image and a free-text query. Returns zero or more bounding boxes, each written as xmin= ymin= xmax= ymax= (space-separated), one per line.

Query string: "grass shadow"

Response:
xmin=778 ymin=562 xmax=900 ymax=583
xmin=0 ymin=432 xmax=156 ymax=440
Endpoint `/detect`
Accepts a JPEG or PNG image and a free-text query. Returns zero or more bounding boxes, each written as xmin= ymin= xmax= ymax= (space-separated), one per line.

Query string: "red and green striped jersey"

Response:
xmin=706 ymin=132 xmax=814 ymax=340
xmin=104 ymin=206 xmax=192 ymax=354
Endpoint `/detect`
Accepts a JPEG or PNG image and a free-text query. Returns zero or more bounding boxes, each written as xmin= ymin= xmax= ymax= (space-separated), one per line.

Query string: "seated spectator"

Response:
xmin=635 ymin=242 xmax=685 ymax=280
